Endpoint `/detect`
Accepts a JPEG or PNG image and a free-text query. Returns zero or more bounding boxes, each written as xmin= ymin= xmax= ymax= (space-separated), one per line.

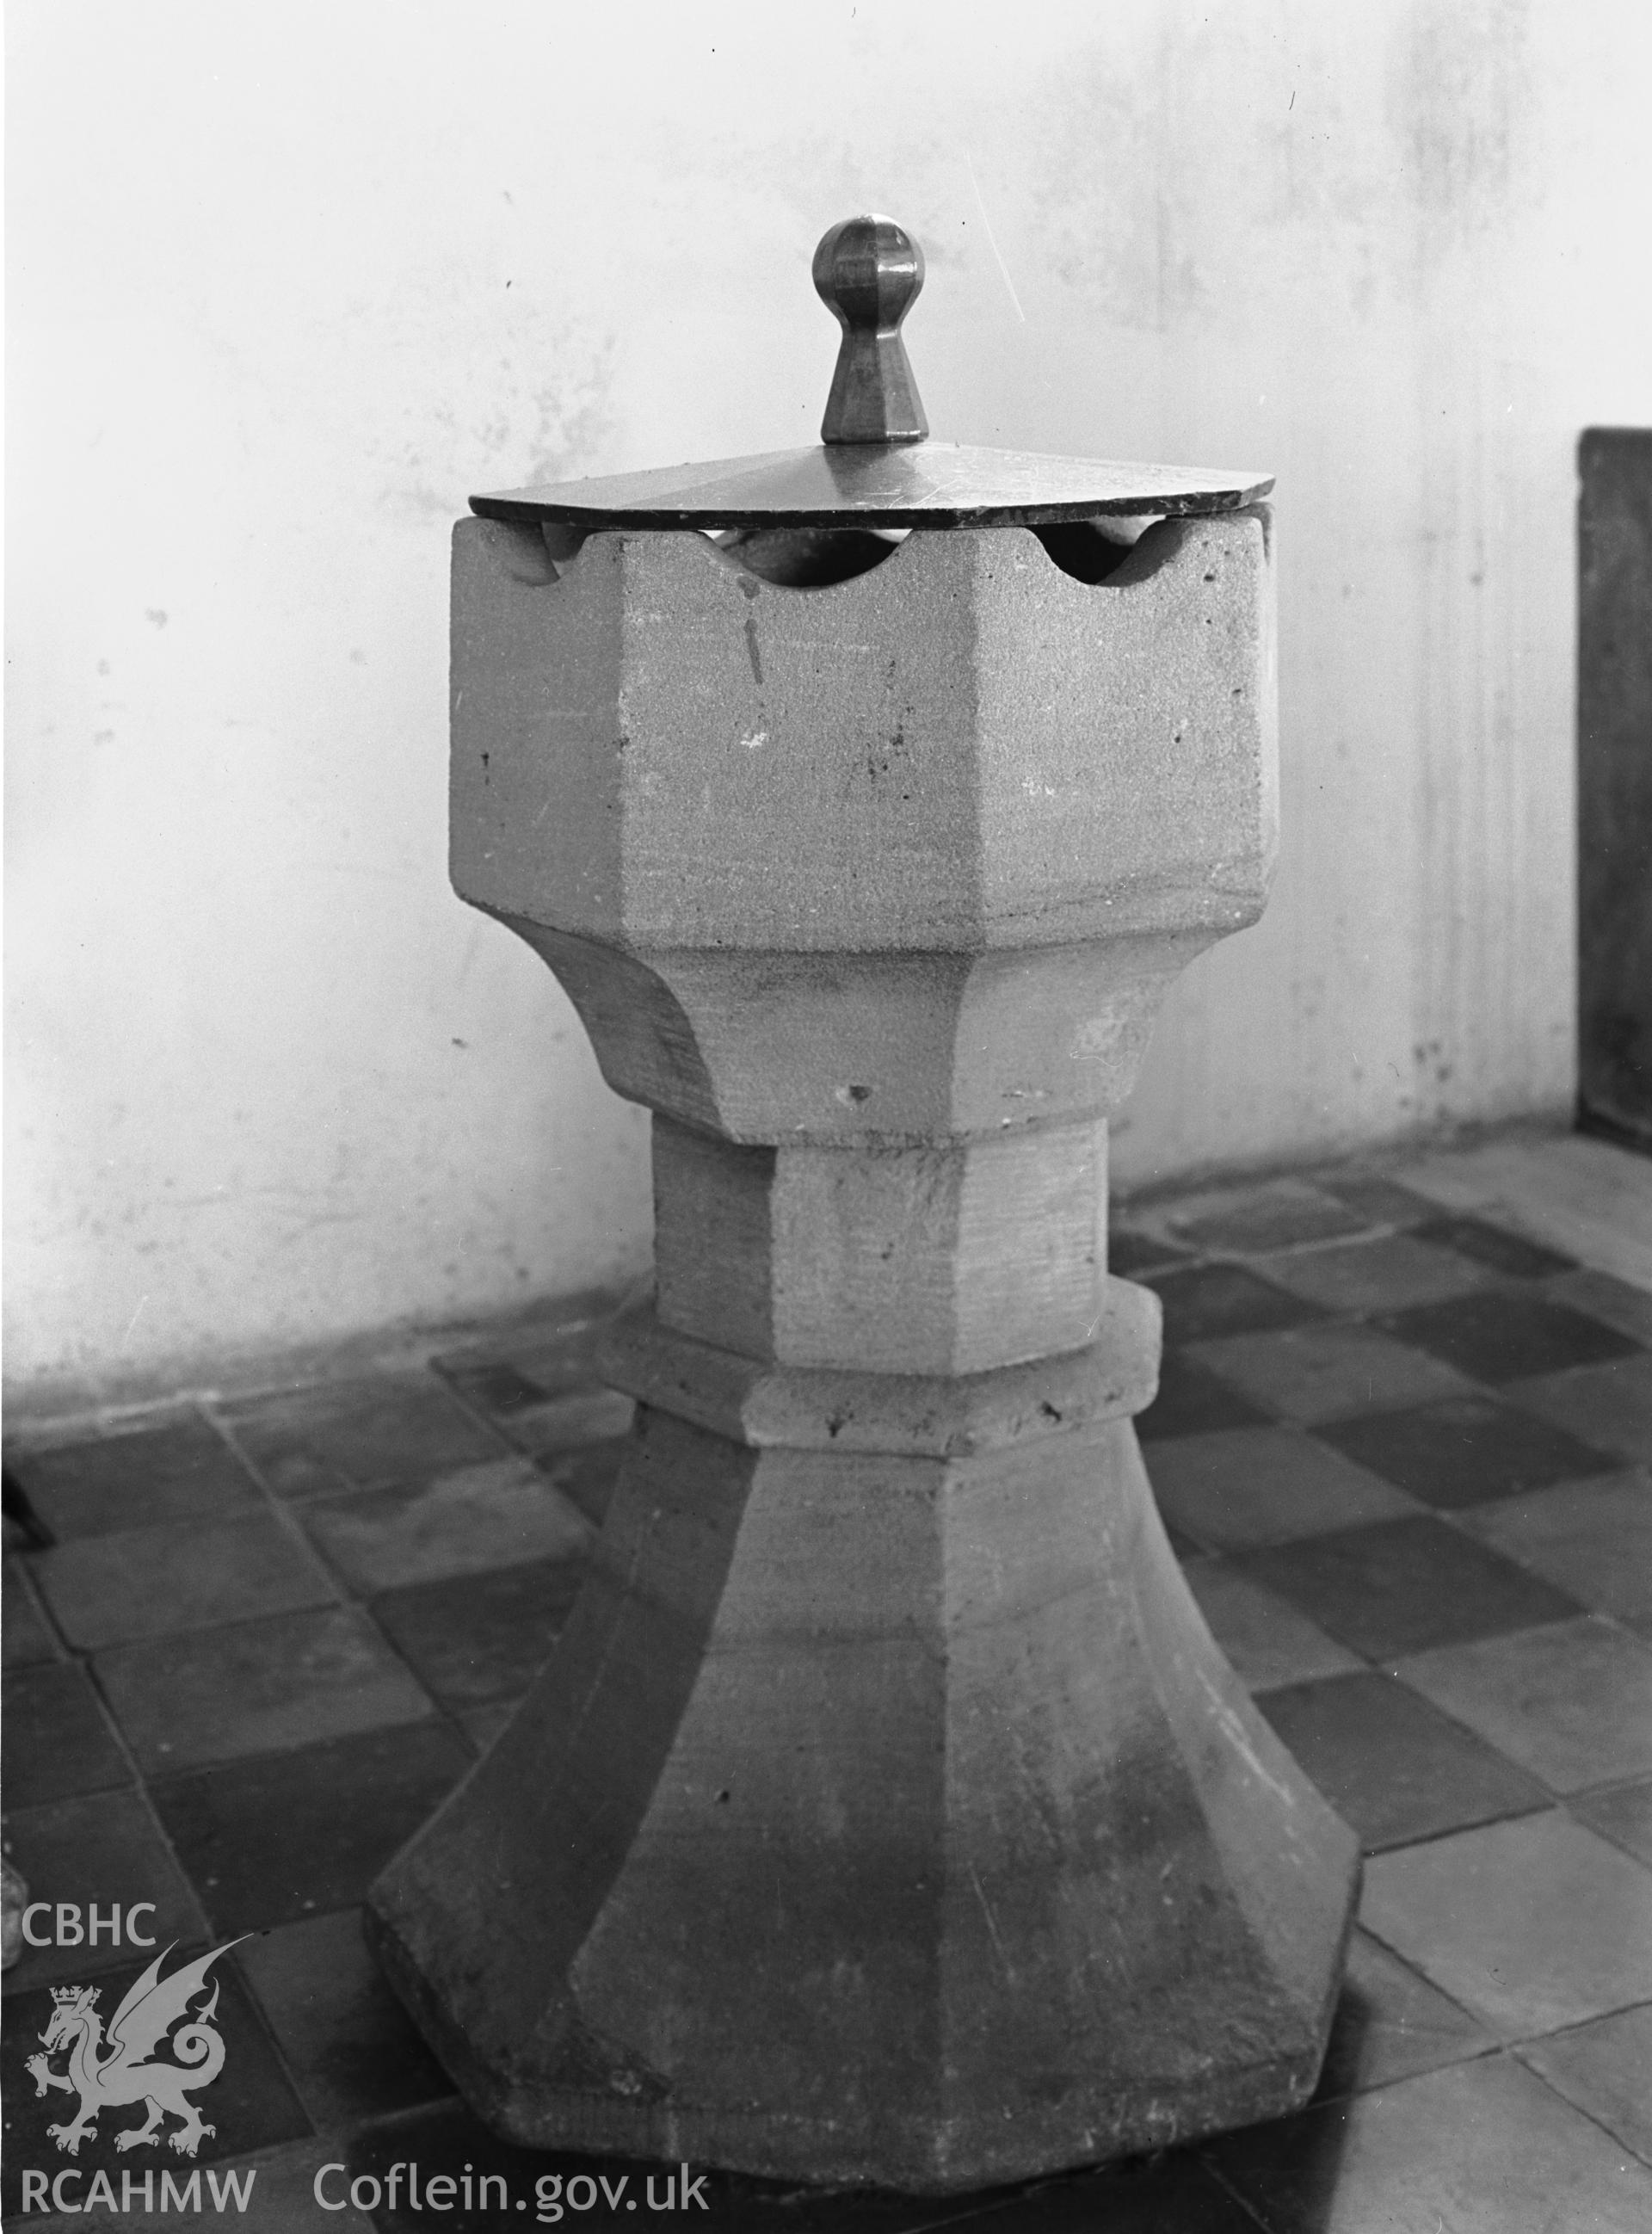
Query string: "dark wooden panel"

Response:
xmin=1578 ymin=428 xmax=1652 ymax=1149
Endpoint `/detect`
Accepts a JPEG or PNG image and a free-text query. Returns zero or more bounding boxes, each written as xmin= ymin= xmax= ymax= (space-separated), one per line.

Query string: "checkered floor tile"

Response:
xmin=4 ymin=1140 xmax=1650 ymax=2230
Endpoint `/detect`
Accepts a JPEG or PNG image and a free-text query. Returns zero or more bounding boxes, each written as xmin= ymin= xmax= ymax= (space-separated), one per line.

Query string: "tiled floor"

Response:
xmin=3 ymin=1129 xmax=1650 ymax=2231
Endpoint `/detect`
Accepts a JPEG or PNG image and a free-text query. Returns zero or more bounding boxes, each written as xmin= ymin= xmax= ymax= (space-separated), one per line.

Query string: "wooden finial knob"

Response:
xmin=812 ymin=214 xmax=928 ymax=447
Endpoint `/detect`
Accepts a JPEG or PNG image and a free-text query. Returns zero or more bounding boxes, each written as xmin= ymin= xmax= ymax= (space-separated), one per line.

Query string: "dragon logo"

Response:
xmin=24 ymin=1939 xmax=245 ymax=2159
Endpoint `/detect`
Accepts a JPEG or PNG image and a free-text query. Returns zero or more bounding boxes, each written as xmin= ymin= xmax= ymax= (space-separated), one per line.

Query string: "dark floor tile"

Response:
xmin=533 ymin=1433 xmax=630 ymax=1525
xmin=954 ymin=2151 xmax=1261 ymax=2231
xmin=1 ymin=1789 xmax=210 ymax=1996
xmin=28 ymin=1510 xmax=336 ymax=1651
xmin=95 ymin=1605 xmax=435 ymax=1774
xmin=258 ymin=2140 xmax=386 ymax=2234
xmin=3 ymin=1463 xmax=54 ymax=1552
xmin=1314 ymin=1927 xmax=1495 ymax=2100
xmin=1135 ymin=1352 xmax=1272 ymax=1443
xmin=1362 ymin=1811 xmax=1652 ymax=2039
xmin=436 ymin=1361 xmax=552 ymax=1417
xmin=1549 ymin=1266 xmax=1652 ymax=1346
xmin=1257 ymin=1233 xmax=1489 ymax=1316
xmin=150 ymin=1721 xmax=472 ymax=1937
xmin=236 ymin=1907 xmax=453 ymax=2130
xmin=1190 ymin=1323 xmax=1475 ymax=1424
xmin=2 ymin=1953 xmax=310 ymax=2205
xmin=299 ymin=1459 xmax=589 ymax=1595
xmin=457 ymin=1700 xmax=517 ymax=1757
xmin=1569 ymin=1776 xmax=1652 ymax=1868
xmin=1106 ymin=1227 xmax=1193 ymax=1277
xmin=3 ymin=1558 xmax=58 ymax=1668
xmin=1517 ymin=2002 xmax=1652 ymax=2164
xmin=1411 ymin=1213 xmax=1576 ymax=1279
xmin=2 ymin=1662 xmax=131 ymax=1807
xmin=1145 ymin=1425 xmax=1418 ymax=1550
xmin=1310 ymin=1171 xmax=1439 ymax=1228
xmin=217 ymin=1375 xmax=501 ymax=1501
xmin=1457 ymin=1473 xmax=1652 ymax=1620
xmin=1254 ymin=1671 xmax=1549 ymax=1850
xmin=1181 ymin=1559 xmax=1364 ymax=1690
xmin=1397 ymin=1617 xmax=1652 ymax=1793
xmin=1144 ymin=1262 xmax=1324 ymax=1345
xmin=1204 ymin=2052 xmax=1652 ymax=2234
xmin=1316 ymin=1393 xmax=1619 ymax=1510
xmin=1167 ymin=1179 xmax=1372 ymax=1256
xmin=371 ymin=1555 xmax=586 ymax=1710
xmin=1507 ymin=1353 xmax=1652 ymax=1464
xmin=1380 ymin=1289 xmax=1638 ymax=1385
xmin=1233 ymin=1514 xmax=1584 ymax=1659
xmin=6 ymin=1416 xmax=261 ymax=1542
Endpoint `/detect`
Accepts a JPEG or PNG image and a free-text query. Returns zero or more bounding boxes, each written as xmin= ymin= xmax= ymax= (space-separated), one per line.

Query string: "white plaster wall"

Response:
xmin=7 ymin=0 xmax=1649 ymax=1399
